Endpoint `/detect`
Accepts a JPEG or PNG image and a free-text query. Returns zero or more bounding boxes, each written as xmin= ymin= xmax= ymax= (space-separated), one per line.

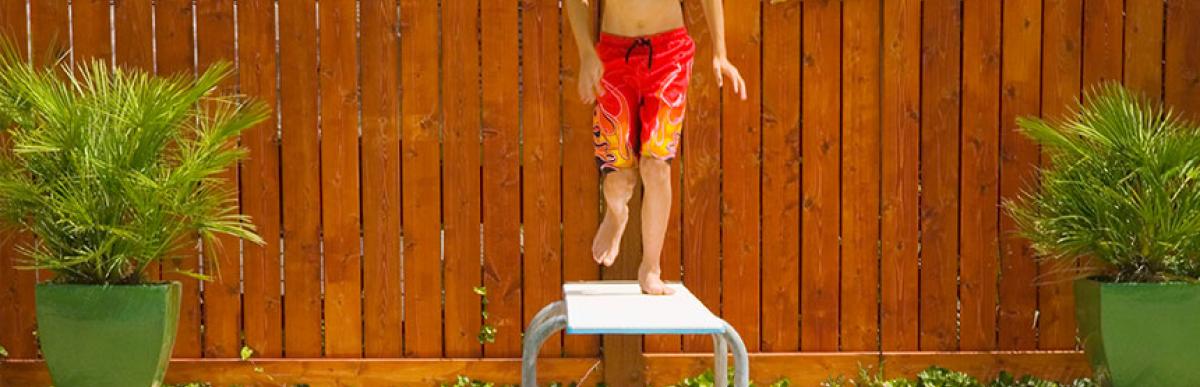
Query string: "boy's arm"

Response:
xmin=565 ymin=0 xmax=604 ymax=103
xmin=565 ymin=0 xmax=598 ymax=60
xmin=700 ymin=0 xmax=747 ymax=100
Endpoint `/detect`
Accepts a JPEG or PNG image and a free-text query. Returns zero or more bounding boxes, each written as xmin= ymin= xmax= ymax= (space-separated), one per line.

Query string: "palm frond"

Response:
xmin=0 ymin=43 xmax=268 ymax=285
xmin=1006 ymin=83 xmax=1200 ymax=283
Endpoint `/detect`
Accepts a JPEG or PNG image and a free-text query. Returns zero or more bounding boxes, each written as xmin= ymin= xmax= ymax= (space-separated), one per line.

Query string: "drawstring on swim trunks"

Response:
xmin=624 ymin=37 xmax=654 ymax=70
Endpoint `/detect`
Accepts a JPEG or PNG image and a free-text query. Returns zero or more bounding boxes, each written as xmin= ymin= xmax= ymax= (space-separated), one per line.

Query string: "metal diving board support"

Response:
xmin=522 ymin=282 xmax=749 ymax=387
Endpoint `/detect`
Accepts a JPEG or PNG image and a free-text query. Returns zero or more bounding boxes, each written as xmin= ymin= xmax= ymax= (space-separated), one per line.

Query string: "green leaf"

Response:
xmin=0 ymin=344 xmax=8 ymax=358
xmin=477 ymin=324 xmax=497 ymax=344
xmin=240 ymin=345 xmax=254 ymax=361
xmin=0 ymin=45 xmax=266 ymax=285
xmin=473 ymin=286 xmax=487 ymax=296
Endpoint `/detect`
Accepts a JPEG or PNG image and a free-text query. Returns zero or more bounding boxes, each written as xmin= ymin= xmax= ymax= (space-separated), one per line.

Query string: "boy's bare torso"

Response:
xmin=600 ymin=0 xmax=686 ymax=37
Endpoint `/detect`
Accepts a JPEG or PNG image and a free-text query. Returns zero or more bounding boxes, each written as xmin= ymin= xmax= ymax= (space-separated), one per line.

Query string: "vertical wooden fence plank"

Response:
xmin=480 ymin=0 xmax=522 ymax=358
xmin=998 ymin=0 xmax=1044 ymax=351
xmin=680 ymin=0 xmax=721 ymax=353
xmin=400 ymin=0 xmax=443 ymax=358
xmin=0 ymin=1 xmax=36 ymax=360
xmin=443 ymin=0 xmax=483 ymax=358
xmin=318 ymin=0 xmax=363 ymax=358
xmin=880 ymin=0 xmax=921 ymax=352
xmin=155 ymin=0 xmax=202 ymax=358
xmin=0 ymin=208 xmax=35 ymax=360
xmin=361 ymin=0 xmax=403 ymax=358
xmin=561 ymin=0 xmax=601 ymax=357
xmin=1166 ymin=0 xmax=1200 ymax=119
xmin=721 ymin=0 xmax=762 ymax=353
xmin=919 ymin=0 xmax=961 ymax=352
xmin=801 ymin=0 xmax=840 ymax=353
xmin=70 ymin=0 xmax=110 ymax=64
xmin=0 ymin=0 xmax=25 ymax=57
xmin=760 ymin=0 xmax=801 ymax=354
xmin=1123 ymin=0 xmax=1163 ymax=101
xmin=196 ymin=0 xmax=241 ymax=358
xmin=1081 ymin=0 xmax=1123 ymax=88
xmin=959 ymin=0 xmax=1001 ymax=352
xmin=278 ymin=0 xmax=324 ymax=358
xmin=1038 ymin=0 xmax=1082 ymax=352
xmin=236 ymin=0 xmax=285 ymax=359
xmin=523 ymin=0 xmax=564 ymax=357
xmin=114 ymin=0 xmax=152 ymax=69
xmin=29 ymin=0 xmax=67 ymax=67
xmin=841 ymin=0 xmax=882 ymax=352
xmin=155 ymin=0 xmax=193 ymax=76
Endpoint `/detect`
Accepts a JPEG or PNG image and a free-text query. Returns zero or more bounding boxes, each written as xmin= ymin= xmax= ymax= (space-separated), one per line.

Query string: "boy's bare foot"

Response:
xmin=638 ymin=262 xmax=675 ymax=295
xmin=591 ymin=210 xmax=626 ymax=266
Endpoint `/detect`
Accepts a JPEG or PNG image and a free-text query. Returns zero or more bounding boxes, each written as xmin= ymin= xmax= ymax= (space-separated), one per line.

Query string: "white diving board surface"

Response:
xmin=562 ymin=281 xmax=725 ymax=335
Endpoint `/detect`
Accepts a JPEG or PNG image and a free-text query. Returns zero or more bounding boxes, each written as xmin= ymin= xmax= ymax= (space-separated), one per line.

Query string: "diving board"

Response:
xmin=522 ymin=281 xmax=749 ymax=387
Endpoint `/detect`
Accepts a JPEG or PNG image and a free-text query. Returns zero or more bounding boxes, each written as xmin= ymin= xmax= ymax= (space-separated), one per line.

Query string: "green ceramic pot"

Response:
xmin=1074 ymin=278 xmax=1200 ymax=386
xmin=35 ymin=282 xmax=181 ymax=387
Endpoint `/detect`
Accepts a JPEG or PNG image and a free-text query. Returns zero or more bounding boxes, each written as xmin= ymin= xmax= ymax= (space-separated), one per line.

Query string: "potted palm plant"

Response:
xmin=0 ymin=42 xmax=266 ymax=387
xmin=1007 ymin=84 xmax=1200 ymax=386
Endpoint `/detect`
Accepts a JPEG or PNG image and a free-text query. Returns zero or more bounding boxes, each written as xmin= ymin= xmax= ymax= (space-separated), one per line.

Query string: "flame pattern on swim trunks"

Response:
xmin=593 ymin=79 xmax=635 ymax=171
xmin=643 ymin=63 xmax=688 ymax=160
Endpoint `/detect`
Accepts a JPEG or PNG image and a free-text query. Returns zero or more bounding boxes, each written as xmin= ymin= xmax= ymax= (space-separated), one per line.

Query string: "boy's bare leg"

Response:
xmin=638 ymin=158 xmax=675 ymax=295
xmin=593 ymin=168 xmax=638 ymax=266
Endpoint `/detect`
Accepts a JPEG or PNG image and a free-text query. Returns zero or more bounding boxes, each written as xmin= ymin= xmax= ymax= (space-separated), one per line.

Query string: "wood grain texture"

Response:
xmin=840 ymin=0 xmax=881 ymax=353
xmin=0 ymin=353 xmax=1090 ymax=387
xmin=801 ymin=0 xmax=842 ymax=353
xmin=0 ymin=0 xmax=26 ymax=59
xmin=1081 ymin=0 xmax=1123 ymax=88
xmin=959 ymin=0 xmax=1001 ymax=352
xmin=919 ymin=0 xmax=961 ymax=352
xmin=70 ymin=0 xmax=110 ymax=64
xmin=878 ymin=351 xmax=1091 ymax=382
xmin=680 ymin=0 xmax=721 ymax=354
xmin=114 ymin=0 xmax=152 ymax=69
xmin=1123 ymin=0 xmax=1163 ymax=100
xmin=721 ymin=0 xmax=762 ymax=353
xmin=318 ymin=0 xmax=363 ymax=358
xmin=360 ymin=0 xmax=403 ymax=358
xmin=236 ymin=0 xmax=285 ymax=359
xmin=522 ymin=0 xmax=564 ymax=358
xmin=400 ymin=0 xmax=443 ymax=358
xmin=0 ymin=231 xmax=35 ymax=359
xmin=759 ymin=0 xmax=801 ymax=354
xmin=0 ymin=358 xmax=607 ymax=387
xmin=480 ymin=0 xmax=523 ymax=358
xmin=880 ymin=0 xmax=921 ymax=352
xmin=278 ymin=0 xmax=324 ymax=357
xmin=1038 ymin=0 xmax=1082 ymax=352
xmin=561 ymin=0 xmax=602 ymax=357
xmin=196 ymin=0 xmax=241 ymax=358
xmin=998 ymin=0 xmax=1044 ymax=351
xmin=442 ymin=0 xmax=483 ymax=359
xmin=1165 ymin=0 xmax=1200 ymax=120
xmin=155 ymin=0 xmax=202 ymax=358
xmin=28 ymin=0 xmax=68 ymax=67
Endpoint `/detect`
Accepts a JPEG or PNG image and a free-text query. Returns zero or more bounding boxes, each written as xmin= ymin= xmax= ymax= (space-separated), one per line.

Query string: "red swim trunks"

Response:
xmin=593 ymin=27 xmax=695 ymax=172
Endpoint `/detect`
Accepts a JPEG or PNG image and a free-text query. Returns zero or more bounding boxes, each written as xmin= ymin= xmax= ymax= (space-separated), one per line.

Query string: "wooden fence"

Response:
xmin=1 ymin=0 xmax=1199 ymax=385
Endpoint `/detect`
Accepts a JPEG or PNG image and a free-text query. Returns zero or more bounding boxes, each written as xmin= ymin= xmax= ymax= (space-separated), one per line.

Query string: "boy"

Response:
xmin=565 ymin=0 xmax=746 ymax=295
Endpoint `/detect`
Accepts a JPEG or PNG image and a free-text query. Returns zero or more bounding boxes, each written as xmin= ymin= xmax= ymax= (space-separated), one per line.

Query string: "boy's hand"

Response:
xmin=579 ymin=53 xmax=605 ymax=104
xmin=713 ymin=56 xmax=747 ymax=100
